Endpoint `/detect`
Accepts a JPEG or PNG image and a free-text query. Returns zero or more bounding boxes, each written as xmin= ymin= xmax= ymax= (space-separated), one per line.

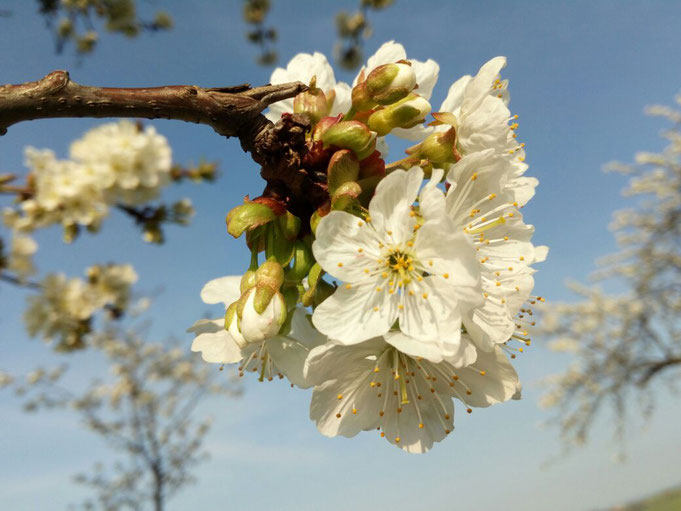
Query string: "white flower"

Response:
xmin=266 ymin=52 xmax=352 ymax=122
xmin=305 ymin=335 xmax=519 ymax=453
xmin=189 ymin=276 xmax=324 ymax=388
xmin=24 ymin=147 xmax=108 ymax=230
xmin=438 ymin=57 xmax=537 ymax=206
xmin=69 ymin=120 xmax=172 ymax=205
xmin=442 ymin=149 xmax=548 ymax=350
xmin=356 ymin=41 xmax=440 ymax=141
xmin=24 ymin=273 xmax=97 ymax=347
xmin=87 ymin=264 xmax=138 ymax=311
xmin=7 ymin=234 xmax=38 ymax=278
xmin=311 ymin=167 xmax=482 ymax=360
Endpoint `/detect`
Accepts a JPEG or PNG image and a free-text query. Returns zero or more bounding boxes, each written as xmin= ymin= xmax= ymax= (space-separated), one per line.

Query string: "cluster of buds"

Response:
xmin=350 ymin=62 xmax=431 ymax=135
xmin=224 ymin=260 xmax=288 ymax=348
xmin=222 ymin=61 xmax=436 ymax=344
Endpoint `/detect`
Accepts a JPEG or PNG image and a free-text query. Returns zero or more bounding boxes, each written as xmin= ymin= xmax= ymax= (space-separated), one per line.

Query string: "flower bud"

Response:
xmin=350 ymin=82 xmax=377 ymax=112
xmin=239 ymin=286 xmax=287 ymax=343
xmin=226 ymin=202 xmax=276 ymax=238
xmin=225 ymin=302 xmax=248 ymax=349
xmin=240 ymin=270 xmax=257 ymax=294
xmin=368 ymin=94 xmax=431 ymax=136
xmin=312 ymin=115 xmax=342 ymax=143
xmin=365 ymin=62 xmax=416 ymax=105
xmin=327 ymin=149 xmax=360 ymax=196
xmin=255 ymin=260 xmax=285 ymax=291
xmin=415 ymin=128 xmax=459 ymax=164
xmin=321 ymin=121 xmax=377 ymax=160
xmin=293 ymin=81 xmax=329 ymax=125
xmin=288 ymin=240 xmax=314 ymax=281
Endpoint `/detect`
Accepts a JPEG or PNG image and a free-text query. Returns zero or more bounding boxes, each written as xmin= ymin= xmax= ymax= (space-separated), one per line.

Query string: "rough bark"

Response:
xmin=0 ymin=70 xmax=306 ymax=154
xmin=0 ymin=71 xmax=329 ymax=213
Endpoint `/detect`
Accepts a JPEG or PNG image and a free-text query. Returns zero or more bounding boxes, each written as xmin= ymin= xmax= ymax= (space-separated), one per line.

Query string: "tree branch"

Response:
xmin=0 ymin=70 xmax=306 ymax=143
xmin=638 ymin=356 xmax=681 ymax=386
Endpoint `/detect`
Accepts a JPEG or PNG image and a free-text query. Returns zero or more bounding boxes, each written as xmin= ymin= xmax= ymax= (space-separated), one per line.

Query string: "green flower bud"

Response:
xmin=293 ymin=81 xmax=329 ymax=125
xmin=226 ymin=202 xmax=276 ymax=238
xmin=255 ymin=260 xmax=285 ymax=291
xmin=350 ymin=82 xmax=377 ymax=112
xmin=368 ymin=93 xmax=431 ymax=136
xmin=288 ymin=240 xmax=314 ymax=281
xmin=321 ymin=120 xmax=376 ymax=160
xmin=277 ymin=211 xmax=301 ymax=241
xmin=365 ymin=62 xmax=416 ymax=105
xmin=417 ymin=128 xmax=459 ymax=164
xmin=240 ymin=270 xmax=257 ymax=294
xmin=327 ymin=149 xmax=360 ymax=196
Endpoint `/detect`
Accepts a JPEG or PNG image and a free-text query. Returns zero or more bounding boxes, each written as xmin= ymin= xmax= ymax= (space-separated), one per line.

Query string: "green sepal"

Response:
xmin=277 ymin=211 xmax=301 ymax=241
xmin=327 ymin=150 xmax=360 ymax=196
xmin=226 ymin=203 xmax=276 ymax=238
xmin=264 ymin=223 xmax=295 ymax=266
xmin=302 ymin=263 xmax=324 ymax=307
xmin=253 ymin=283 xmax=276 ymax=314
xmin=313 ymin=280 xmax=336 ymax=307
xmin=224 ymin=302 xmax=238 ymax=331
xmin=282 ymin=285 xmax=300 ymax=309
xmin=287 ymin=240 xmax=315 ymax=282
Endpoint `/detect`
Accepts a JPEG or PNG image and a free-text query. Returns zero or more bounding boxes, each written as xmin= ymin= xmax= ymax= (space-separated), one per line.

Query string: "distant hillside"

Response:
xmin=603 ymin=486 xmax=681 ymax=511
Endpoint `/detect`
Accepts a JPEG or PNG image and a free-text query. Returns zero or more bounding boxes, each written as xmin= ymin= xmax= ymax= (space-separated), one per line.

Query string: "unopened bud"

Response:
xmin=365 ymin=62 xmax=416 ymax=105
xmin=416 ymin=129 xmax=459 ymax=164
xmin=240 ymin=270 xmax=257 ymax=294
xmin=310 ymin=202 xmax=330 ymax=235
xmin=321 ymin=121 xmax=377 ymax=160
xmin=288 ymin=240 xmax=314 ymax=281
xmin=58 ymin=18 xmax=73 ymax=38
xmin=327 ymin=150 xmax=360 ymax=196
xmin=255 ymin=260 xmax=285 ymax=291
xmin=351 ymin=82 xmax=377 ymax=112
xmin=368 ymin=94 xmax=431 ymax=136
xmin=239 ymin=287 xmax=287 ymax=342
xmin=225 ymin=302 xmax=248 ymax=349
xmin=277 ymin=211 xmax=301 ymax=241
xmin=226 ymin=202 xmax=276 ymax=238
xmin=293 ymin=80 xmax=329 ymax=125
xmin=312 ymin=115 xmax=342 ymax=143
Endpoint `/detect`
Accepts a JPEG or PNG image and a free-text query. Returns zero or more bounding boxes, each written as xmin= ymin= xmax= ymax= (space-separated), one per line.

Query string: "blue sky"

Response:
xmin=1 ymin=1 xmax=681 ymax=510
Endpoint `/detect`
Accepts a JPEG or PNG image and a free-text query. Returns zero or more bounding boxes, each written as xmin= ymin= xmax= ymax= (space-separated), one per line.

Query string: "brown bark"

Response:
xmin=0 ymin=70 xmax=306 ymax=151
xmin=0 ymin=71 xmax=329 ymax=213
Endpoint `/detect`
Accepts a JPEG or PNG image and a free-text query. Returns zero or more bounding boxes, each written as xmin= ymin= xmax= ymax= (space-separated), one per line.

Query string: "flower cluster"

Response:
xmin=191 ymin=42 xmax=547 ymax=452
xmin=24 ymin=263 xmax=138 ymax=351
xmin=3 ymin=121 xmax=183 ymax=243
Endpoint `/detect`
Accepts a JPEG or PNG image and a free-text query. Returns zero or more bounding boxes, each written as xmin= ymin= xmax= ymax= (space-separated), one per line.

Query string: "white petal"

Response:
xmin=455 ymin=346 xmax=519 ymax=407
xmin=329 ymin=82 xmax=352 ymax=116
xmin=399 ymin=276 xmax=463 ymax=346
xmin=369 ymin=167 xmax=422 ymax=244
xmin=411 ymin=58 xmax=439 ymax=101
xmin=312 ymin=282 xmax=398 ymax=344
xmin=240 ymin=291 xmax=286 ymax=342
xmin=288 ymin=307 xmax=327 ymax=348
xmin=384 ymin=331 xmax=444 ymax=363
xmin=200 ymin=276 xmax=242 ymax=306
xmin=414 ymin=219 xmax=481 ymax=296
xmin=439 ymin=75 xmax=472 ymax=115
xmin=391 ymin=123 xmax=435 ymax=141
xmin=189 ymin=318 xmax=243 ymax=364
xmin=461 ymin=56 xmax=507 ymax=114
xmin=313 ymin=211 xmax=383 ymax=282
xmin=355 ymin=41 xmax=407 ymax=85
xmin=307 ymin=341 xmax=386 ymax=437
